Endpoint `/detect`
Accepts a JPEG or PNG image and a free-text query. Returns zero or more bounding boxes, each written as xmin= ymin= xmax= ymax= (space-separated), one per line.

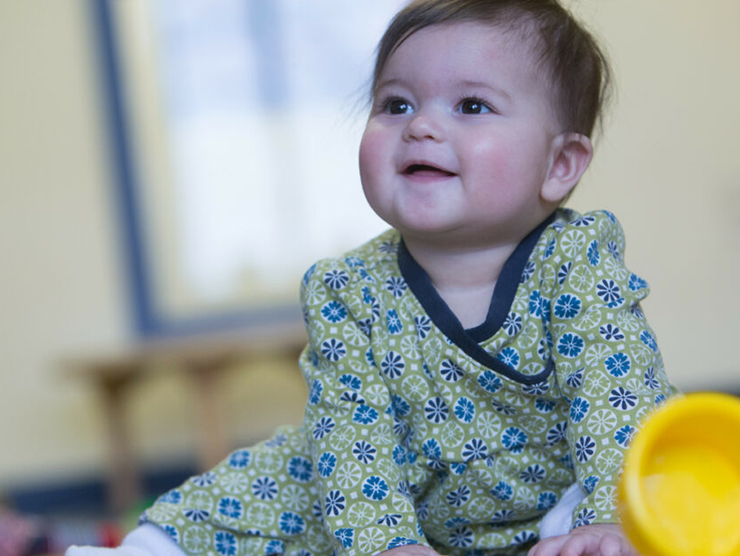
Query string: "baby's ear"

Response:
xmin=541 ymin=133 xmax=593 ymax=203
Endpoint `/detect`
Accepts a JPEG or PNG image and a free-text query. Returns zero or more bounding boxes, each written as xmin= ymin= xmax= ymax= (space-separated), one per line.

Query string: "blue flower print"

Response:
xmin=334 ymin=528 xmax=354 ymax=549
xmin=321 ymin=339 xmax=346 ymax=362
xmin=218 ymin=497 xmax=244 ymax=520
xmin=278 ymin=511 xmax=306 ymax=535
xmin=424 ymin=397 xmax=449 ymax=423
xmin=308 ymin=379 xmax=323 ymax=405
xmin=521 ymin=260 xmax=536 ymax=283
xmin=566 ymin=368 xmax=584 ymax=389
xmin=341 ymin=389 xmax=364 ymax=405
xmin=614 ymin=425 xmax=636 ymax=448
xmin=520 ymin=464 xmax=546 ymax=483
xmin=583 ymin=476 xmax=599 ymax=494
xmin=513 ymin=531 xmax=538 ymax=546
xmin=361 ymin=286 xmax=374 ymax=304
xmin=422 ymin=438 xmax=442 ymax=460
xmin=529 ymin=291 xmax=543 ymax=316
xmin=388 ymin=538 xmax=419 ymax=550
xmin=596 ymin=279 xmax=621 ymax=304
xmin=655 ymin=393 xmax=667 ymax=405
xmin=338 ymin=373 xmax=362 ymax=391
xmin=312 ymin=416 xmax=335 ymax=439
xmin=544 ymin=238 xmax=557 ymax=259
xmin=446 ymin=485 xmax=471 ymax=507
xmin=640 ymin=330 xmax=659 ymax=352
xmin=353 ymin=404 xmax=379 ymax=425
xmin=587 ymin=240 xmax=601 ymax=266
xmin=391 ymin=394 xmax=411 ymax=417
xmin=491 ymin=399 xmax=517 ymax=416
xmin=378 ymin=240 xmax=397 ymax=254
xmin=570 ymin=397 xmax=590 ymax=423
xmin=251 ymin=477 xmax=278 ymax=501
xmin=183 ymin=508 xmax=210 ymax=522
xmin=440 ymin=360 xmax=464 ymax=382
xmin=629 ymin=273 xmax=649 ymax=291
xmin=575 ymin=436 xmax=596 ymax=462
xmin=546 ymin=421 xmax=568 ymax=445
xmin=600 ymin=324 xmax=624 ymax=341
xmin=288 ymin=457 xmax=313 ymax=483
xmin=558 ymin=262 xmax=572 ymax=284
xmin=523 ymin=380 xmax=550 ymax=396
xmin=557 ymin=333 xmax=584 ymax=358
xmin=323 ymin=269 xmax=349 ymax=290
xmin=392 ymin=445 xmax=407 ymax=466
xmin=609 ymin=387 xmax=638 ymax=411
xmin=264 ymin=434 xmax=287 ymax=448
xmin=215 ymin=531 xmax=237 ymax=556
xmin=317 ymin=452 xmax=337 ymax=478
xmin=450 ymin=462 xmax=467 ymax=475
xmin=537 ymin=492 xmax=558 ymax=511
xmin=352 ymin=440 xmax=377 ymax=464
xmin=157 ymin=490 xmax=182 ymax=504
xmin=392 ymin=416 xmax=407 ymax=438
xmin=603 ymin=210 xmax=617 ymax=223
xmin=491 ymin=509 xmax=516 ymax=523
xmin=302 ymin=263 xmax=317 ymax=285
xmin=320 ymin=300 xmax=347 ymax=323
xmin=607 ymin=240 xmax=621 ymax=260
xmin=535 ymin=398 xmax=556 ymax=413
xmin=572 ymin=215 xmax=596 ymax=227
xmin=501 ymin=427 xmax=528 ymax=450
xmin=416 ymin=502 xmax=429 ymax=521
xmin=324 ymin=490 xmax=346 ymax=517
xmin=554 ymin=294 xmax=582 ymax=320
xmin=478 ymin=371 xmax=503 ymax=393
xmin=605 ymin=352 xmax=632 ymax=377
xmin=228 ymin=449 xmax=251 ymax=469
xmin=497 ymin=347 xmax=520 ymax=369
xmin=386 ymin=309 xmax=404 ymax=334
xmin=491 ymin=481 xmax=514 ymax=502
xmin=362 ymin=476 xmax=390 ymax=500
xmin=414 ymin=315 xmax=432 ymax=339
xmin=454 ymin=397 xmax=476 ymax=423
xmin=378 ymin=514 xmax=403 ymax=527
xmin=344 ymin=255 xmax=364 ymax=268
xmin=192 ymin=472 xmax=217 ymax=488
xmin=461 ymin=438 xmax=488 ymax=461
xmin=381 ymin=351 xmax=405 ymax=378
xmin=449 ymin=527 xmax=474 ymax=548
xmin=161 ymin=525 xmax=179 ymax=543
xmin=385 ymin=276 xmax=408 ymax=298
xmin=503 ymin=312 xmax=523 ymax=335
xmin=574 ymin=509 xmax=596 ymax=528
xmin=644 ymin=367 xmax=660 ymax=390
xmin=264 ymin=540 xmax=284 ymax=555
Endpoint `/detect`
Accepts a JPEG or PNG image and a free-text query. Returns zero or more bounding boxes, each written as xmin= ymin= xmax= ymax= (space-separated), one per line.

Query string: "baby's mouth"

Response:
xmin=403 ymin=164 xmax=456 ymax=177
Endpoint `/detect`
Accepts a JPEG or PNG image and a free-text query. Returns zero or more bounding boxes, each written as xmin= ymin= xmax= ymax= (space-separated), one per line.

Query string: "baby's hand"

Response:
xmin=528 ymin=524 xmax=638 ymax=556
xmin=380 ymin=544 xmax=443 ymax=556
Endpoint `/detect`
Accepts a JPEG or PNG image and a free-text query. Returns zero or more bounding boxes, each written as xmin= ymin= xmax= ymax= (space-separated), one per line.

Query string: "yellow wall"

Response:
xmin=0 ymin=0 xmax=738 ymax=490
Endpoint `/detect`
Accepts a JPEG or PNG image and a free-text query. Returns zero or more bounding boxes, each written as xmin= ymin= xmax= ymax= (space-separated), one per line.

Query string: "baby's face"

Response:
xmin=359 ymin=21 xmax=564 ymax=250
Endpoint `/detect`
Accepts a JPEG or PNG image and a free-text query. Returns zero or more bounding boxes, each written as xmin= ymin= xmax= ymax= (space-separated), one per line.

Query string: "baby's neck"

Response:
xmin=403 ymin=238 xmax=517 ymax=329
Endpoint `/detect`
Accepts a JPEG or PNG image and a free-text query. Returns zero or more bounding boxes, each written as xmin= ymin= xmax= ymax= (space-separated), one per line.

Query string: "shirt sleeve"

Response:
xmin=545 ymin=211 xmax=678 ymax=527
xmin=299 ymin=259 xmax=428 ymax=556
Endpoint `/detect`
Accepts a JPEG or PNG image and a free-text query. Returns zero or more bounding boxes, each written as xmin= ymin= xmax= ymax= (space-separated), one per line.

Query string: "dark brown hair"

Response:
xmin=372 ymin=0 xmax=611 ymax=137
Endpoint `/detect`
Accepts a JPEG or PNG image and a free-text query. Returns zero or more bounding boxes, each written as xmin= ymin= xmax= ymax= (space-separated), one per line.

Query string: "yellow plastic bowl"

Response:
xmin=620 ymin=393 xmax=740 ymax=556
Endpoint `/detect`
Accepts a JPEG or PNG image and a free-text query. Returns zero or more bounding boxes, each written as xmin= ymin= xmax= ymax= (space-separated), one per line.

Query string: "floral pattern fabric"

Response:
xmin=141 ymin=209 xmax=676 ymax=556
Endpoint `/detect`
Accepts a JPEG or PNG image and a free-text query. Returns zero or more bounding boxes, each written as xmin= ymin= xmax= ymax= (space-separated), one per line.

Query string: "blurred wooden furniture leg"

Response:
xmin=97 ymin=364 xmax=142 ymax=514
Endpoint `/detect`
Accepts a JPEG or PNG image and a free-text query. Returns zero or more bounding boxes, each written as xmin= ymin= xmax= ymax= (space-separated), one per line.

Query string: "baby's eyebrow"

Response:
xmin=459 ymin=80 xmax=512 ymax=101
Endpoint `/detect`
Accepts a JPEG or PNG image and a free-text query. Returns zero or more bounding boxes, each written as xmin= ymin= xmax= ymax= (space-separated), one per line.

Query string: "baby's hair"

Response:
xmin=372 ymin=0 xmax=612 ymax=138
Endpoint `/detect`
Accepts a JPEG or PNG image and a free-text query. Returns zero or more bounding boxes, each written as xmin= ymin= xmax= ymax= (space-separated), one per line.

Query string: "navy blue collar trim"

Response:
xmin=397 ymin=214 xmax=555 ymax=385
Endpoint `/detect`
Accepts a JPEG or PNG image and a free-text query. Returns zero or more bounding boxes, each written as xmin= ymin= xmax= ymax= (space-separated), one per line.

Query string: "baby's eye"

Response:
xmin=383 ymin=97 xmax=413 ymax=115
xmin=459 ymin=98 xmax=492 ymax=114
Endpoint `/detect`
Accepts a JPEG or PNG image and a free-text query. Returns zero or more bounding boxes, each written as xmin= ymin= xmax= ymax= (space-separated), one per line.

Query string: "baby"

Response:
xmin=69 ymin=1 xmax=676 ymax=555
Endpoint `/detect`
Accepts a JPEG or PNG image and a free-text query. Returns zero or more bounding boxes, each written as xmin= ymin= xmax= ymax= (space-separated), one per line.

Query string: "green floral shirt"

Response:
xmin=142 ymin=209 xmax=676 ymax=556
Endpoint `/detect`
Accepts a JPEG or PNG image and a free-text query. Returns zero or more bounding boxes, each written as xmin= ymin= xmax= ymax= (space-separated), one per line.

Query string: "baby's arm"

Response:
xmin=527 ymin=524 xmax=636 ymax=556
xmin=66 ymin=523 xmax=185 ymax=556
